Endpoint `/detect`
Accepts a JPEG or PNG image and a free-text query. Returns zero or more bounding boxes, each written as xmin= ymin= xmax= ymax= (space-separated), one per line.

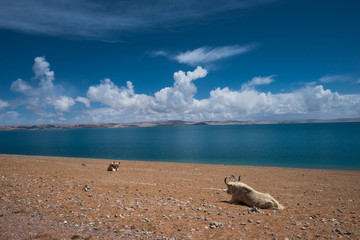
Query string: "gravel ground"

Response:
xmin=1 ymin=154 xmax=359 ymax=239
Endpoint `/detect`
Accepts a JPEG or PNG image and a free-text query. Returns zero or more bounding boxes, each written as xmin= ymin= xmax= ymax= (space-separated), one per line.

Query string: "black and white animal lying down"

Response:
xmin=224 ymin=176 xmax=284 ymax=210
xmin=107 ymin=161 xmax=120 ymax=172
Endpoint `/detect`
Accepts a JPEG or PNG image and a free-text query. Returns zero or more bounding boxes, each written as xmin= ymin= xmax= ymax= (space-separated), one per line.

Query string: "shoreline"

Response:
xmin=1 ymin=118 xmax=359 ymax=131
xmin=1 ymin=153 xmax=359 ymax=172
xmin=1 ymin=154 xmax=359 ymax=239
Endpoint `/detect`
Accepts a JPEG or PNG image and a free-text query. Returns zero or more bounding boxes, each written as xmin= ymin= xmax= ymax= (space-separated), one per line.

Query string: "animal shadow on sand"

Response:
xmin=220 ymin=200 xmax=245 ymax=205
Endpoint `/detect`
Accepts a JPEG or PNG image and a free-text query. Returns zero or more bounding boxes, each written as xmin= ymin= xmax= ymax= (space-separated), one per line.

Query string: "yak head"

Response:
xmin=224 ymin=176 xmax=252 ymax=195
xmin=224 ymin=175 xmax=241 ymax=194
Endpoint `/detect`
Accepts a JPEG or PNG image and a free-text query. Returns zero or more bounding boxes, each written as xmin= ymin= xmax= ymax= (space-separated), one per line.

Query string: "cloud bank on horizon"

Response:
xmin=1 ymin=56 xmax=359 ymax=125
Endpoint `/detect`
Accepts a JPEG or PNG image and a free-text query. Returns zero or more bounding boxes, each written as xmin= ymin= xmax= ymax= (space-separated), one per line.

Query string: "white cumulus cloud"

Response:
xmin=32 ymin=56 xmax=55 ymax=89
xmin=87 ymin=79 xmax=153 ymax=110
xmin=153 ymin=66 xmax=207 ymax=112
xmin=297 ymin=85 xmax=339 ymax=112
xmin=75 ymin=96 xmax=90 ymax=108
xmin=78 ymin=66 xmax=360 ymax=123
xmin=53 ymin=96 xmax=75 ymax=112
xmin=0 ymin=99 xmax=10 ymax=110
xmin=11 ymin=78 xmax=33 ymax=94
xmin=10 ymin=56 xmax=76 ymax=117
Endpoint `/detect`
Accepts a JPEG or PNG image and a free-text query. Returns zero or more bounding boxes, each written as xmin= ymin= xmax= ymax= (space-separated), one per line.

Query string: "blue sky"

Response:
xmin=0 ymin=0 xmax=359 ymax=125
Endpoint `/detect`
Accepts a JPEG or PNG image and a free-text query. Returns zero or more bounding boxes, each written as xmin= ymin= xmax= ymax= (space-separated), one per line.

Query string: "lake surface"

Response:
xmin=1 ymin=122 xmax=359 ymax=170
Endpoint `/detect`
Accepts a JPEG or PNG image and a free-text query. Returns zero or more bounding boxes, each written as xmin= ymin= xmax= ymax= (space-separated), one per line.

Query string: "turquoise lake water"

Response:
xmin=0 ymin=122 xmax=359 ymax=170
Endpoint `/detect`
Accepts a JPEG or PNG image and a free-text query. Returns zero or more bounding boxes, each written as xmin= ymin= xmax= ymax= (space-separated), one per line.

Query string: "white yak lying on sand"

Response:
xmin=224 ymin=176 xmax=284 ymax=210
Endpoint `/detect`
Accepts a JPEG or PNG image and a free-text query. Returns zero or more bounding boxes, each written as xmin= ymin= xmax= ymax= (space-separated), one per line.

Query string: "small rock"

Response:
xmin=335 ymin=228 xmax=343 ymax=235
xmin=131 ymin=225 xmax=136 ymax=230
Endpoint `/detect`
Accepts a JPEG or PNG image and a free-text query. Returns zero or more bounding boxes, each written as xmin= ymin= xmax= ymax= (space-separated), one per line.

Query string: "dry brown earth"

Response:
xmin=1 ymin=154 xmax=359 ymax=239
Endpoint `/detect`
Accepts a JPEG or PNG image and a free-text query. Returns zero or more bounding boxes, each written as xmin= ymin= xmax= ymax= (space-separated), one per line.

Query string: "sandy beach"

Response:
xmin=0 ymin=154 xmax=359 ymax=239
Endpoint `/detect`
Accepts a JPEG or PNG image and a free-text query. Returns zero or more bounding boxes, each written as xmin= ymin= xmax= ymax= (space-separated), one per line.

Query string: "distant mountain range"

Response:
xmin=1 ymin=118 xmax=359 ymax=131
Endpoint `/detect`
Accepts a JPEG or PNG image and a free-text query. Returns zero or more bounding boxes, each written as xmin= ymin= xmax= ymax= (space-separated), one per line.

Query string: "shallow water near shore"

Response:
xmin=1 ymin=122 xmax=359 ymax=170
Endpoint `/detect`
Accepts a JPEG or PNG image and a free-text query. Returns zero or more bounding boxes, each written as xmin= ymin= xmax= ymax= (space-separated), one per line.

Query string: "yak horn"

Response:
xmin=224 ymin=177 xmax=229 ymax=185
xmin=238 ymin=176 xmax=241 ymax=181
